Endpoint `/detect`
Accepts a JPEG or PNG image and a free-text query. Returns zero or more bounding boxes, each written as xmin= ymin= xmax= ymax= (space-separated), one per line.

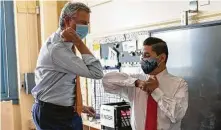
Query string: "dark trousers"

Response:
xmin=32 ymin=100 xmax=83 ymax=130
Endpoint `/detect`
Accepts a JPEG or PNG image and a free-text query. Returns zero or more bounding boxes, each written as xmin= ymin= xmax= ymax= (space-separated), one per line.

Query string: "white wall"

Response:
xmin=90 ymin=0 xmax=221 ymax=34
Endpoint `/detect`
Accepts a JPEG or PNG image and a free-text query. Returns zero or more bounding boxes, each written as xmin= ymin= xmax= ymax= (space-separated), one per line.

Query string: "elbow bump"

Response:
xmin=97 ymin=72 xmax=104 ymax=79
xmin=91 ymin=71 xmax=104 ymax=79
xmin=97 ymin=70 xmax=104 ymax=79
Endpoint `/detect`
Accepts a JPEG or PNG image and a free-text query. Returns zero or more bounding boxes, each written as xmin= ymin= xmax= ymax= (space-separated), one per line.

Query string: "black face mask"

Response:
xmin=140 ymin=57 xmax=158 ymax=74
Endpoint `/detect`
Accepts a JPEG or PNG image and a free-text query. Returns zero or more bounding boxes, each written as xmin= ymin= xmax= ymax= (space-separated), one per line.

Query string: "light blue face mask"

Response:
xmin=76 ymin=24 xmax=89 ymax=39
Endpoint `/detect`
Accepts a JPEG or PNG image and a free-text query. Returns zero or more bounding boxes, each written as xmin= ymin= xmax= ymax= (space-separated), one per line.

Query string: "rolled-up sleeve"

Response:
xmin=51 ymin=43 xmax=103 ymax=79
xmin=102 ymin=72 xmax=140 ymax=101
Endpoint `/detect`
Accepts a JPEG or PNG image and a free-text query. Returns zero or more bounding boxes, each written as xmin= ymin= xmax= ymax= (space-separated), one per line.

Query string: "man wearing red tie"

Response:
xmin=102 ymin=37 xmax=188 ymax=130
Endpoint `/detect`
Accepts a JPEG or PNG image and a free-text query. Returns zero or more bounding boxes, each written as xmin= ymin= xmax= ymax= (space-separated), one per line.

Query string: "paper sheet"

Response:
xmin=122 ymin=40 xmax=137 ymax=52
xmin=107 ymin=47 xmax=118 ymax=67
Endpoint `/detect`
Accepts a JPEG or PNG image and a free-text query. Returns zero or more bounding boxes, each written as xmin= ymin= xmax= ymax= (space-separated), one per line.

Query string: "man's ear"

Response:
xmin=160 ymin=53 xmax=167 ymax=63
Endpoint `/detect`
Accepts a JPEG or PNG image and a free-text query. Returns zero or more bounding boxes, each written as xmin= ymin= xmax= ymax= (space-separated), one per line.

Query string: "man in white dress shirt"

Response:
xmin=102 ymin=37 xmax=188 ymax=130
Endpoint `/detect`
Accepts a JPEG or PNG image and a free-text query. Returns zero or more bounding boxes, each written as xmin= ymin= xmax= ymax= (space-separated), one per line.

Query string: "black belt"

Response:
xmin=36 ymin=100 xmax=75 ymax=112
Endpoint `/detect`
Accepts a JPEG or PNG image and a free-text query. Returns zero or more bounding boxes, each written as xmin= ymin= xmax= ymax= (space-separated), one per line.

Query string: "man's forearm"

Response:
xmin=74 ymin=40 xmax=93 ymax=55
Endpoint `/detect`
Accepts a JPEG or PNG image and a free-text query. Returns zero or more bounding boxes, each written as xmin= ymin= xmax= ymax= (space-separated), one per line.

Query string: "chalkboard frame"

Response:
xmin=149 ymin=20 xmax=221 ymax=34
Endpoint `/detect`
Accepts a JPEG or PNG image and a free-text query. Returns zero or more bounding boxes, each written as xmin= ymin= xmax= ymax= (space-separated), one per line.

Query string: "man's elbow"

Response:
xmin=102 ymin=78 xmax=112 ymax=93
xmin=95 ymin=71 xmax=104 ymax=79
xmin=90 ymin=70 xmax=104 ymax=79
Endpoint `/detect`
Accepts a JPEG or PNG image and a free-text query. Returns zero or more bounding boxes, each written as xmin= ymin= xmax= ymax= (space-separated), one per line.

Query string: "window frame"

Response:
xmin=0 ymin=1 xmax=19 ymax=104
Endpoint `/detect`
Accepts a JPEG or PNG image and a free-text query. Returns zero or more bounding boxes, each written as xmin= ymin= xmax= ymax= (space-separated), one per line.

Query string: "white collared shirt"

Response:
xmin=102 ymin=69 xmax=188 ymax=130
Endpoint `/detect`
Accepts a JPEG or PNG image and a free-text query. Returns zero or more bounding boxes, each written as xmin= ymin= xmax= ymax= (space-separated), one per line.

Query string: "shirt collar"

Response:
xmin=55 ymin=28 xmax=63 ymax=42
xmin=56 ymin=28 xmax=62 ymax=35
xmin=156 ymin=69 xmax=168 ymax=79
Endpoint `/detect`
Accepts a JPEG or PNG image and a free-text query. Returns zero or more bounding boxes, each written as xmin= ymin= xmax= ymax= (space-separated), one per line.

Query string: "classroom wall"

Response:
xmin=90 ymin=0 xmax=221 ymax=36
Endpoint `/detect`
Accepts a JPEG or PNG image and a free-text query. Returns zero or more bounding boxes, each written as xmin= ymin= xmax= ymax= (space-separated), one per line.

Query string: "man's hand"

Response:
xmin=82 ymin=106 xmax=96 ymax=117
xmin=60 ymin=27 xmax=81 ymax=44
xmin=146 ymin=76 xmax=159 ymax=94
xmin=61 ymin=27 xmax=92 ymax=55
xmin=135 ymin=79 xmax=149 ymax=91
xmin=135 ymin=76 xmax=159 ymax=94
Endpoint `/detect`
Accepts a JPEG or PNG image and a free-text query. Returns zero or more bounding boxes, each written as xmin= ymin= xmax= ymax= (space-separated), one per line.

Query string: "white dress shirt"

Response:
xmin=102 ymin=69 xmax=188 ymax=130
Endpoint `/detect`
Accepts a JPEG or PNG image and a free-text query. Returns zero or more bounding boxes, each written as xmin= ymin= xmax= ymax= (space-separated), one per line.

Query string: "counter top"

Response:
xmin=83 ymin=120 xmax=101 ymax=130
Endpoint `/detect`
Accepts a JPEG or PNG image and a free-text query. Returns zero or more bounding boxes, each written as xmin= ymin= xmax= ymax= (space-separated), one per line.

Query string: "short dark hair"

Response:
xmin=143 ymin=37 xmax=169 ymax=63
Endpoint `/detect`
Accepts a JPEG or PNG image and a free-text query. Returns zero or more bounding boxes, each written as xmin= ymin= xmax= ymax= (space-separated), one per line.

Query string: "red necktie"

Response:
xmin=145 ymin=95 xmax=157 ymax=130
